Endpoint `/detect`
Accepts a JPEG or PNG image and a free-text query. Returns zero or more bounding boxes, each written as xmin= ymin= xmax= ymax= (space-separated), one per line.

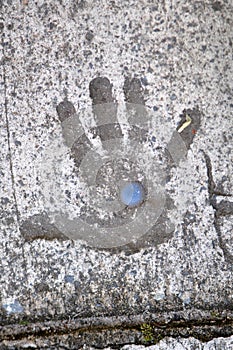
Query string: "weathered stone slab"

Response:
xmin=0 ymin=0 xmax=232 ymax=347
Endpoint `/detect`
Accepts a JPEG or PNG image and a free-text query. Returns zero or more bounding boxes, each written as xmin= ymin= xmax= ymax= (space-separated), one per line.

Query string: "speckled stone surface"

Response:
xmin=119 ymin=335 xmax=233 ymax=350
xmin=0 ymin=0 xmax=232 ymax=348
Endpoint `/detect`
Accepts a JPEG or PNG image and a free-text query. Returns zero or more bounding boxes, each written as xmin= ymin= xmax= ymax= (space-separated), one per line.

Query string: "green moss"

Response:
xmin=140 ymin=323 xmax=154 ymax=342
xmin=210 ymin=311 xmax=220 ymax=318
xmin=18 ymin=320 xmax=29 ymax=326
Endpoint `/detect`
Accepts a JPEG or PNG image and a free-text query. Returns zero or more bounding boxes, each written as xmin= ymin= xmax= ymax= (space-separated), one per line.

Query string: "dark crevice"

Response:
xmin=0 ymin=312 xmax=232 ymax=347
xmin=202 ymin=151 xmax=233 ymax=265
xmin=202 ymin=152 xmax=216 ymax=198
xmin=214 ymin=218 xmax=233 ymax=265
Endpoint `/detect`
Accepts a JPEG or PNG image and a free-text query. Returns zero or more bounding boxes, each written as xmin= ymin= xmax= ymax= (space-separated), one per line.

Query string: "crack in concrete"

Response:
xmin=2 ymin=37 xmax=20 ymax=224
xmin=202 ymin=151 xmax=233 ymax=265
xmin=1 ymin=28 xmax=30 ymax=291
xmin=0 ymin=310 xmax=232 ymax=347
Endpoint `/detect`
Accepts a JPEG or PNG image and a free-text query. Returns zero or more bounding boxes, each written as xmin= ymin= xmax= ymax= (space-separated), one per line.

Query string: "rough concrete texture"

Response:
xmin=120 ymin=335 xmax=233 ymax=349
xmin=0 ymin=0 xmax=233 ymax=348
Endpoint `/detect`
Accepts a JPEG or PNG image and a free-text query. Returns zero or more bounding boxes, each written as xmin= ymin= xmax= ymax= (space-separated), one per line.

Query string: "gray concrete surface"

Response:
xmin=0 ymin=0 xmax=232 ymax=348
xmin=2 ymin=335 xmax=233 ymax=350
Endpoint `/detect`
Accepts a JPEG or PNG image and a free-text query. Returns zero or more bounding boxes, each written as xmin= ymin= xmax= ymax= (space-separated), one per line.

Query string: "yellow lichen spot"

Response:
xmin=178 ymin=114 xmax=192 ymax=133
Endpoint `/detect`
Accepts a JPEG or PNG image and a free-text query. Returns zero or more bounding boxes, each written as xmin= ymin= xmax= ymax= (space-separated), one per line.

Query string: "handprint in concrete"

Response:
xmin=38 ymin=76 xmax=201 ymax=249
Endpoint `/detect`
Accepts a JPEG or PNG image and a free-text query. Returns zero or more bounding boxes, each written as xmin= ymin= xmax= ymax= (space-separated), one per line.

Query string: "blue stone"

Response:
xmin=64 ymin=275 xmax=74 ymax=284
xmin=151 ymin=135 xmax=156 ymax=142
xmin=120 ymin=182 xmax=145 ymax=207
